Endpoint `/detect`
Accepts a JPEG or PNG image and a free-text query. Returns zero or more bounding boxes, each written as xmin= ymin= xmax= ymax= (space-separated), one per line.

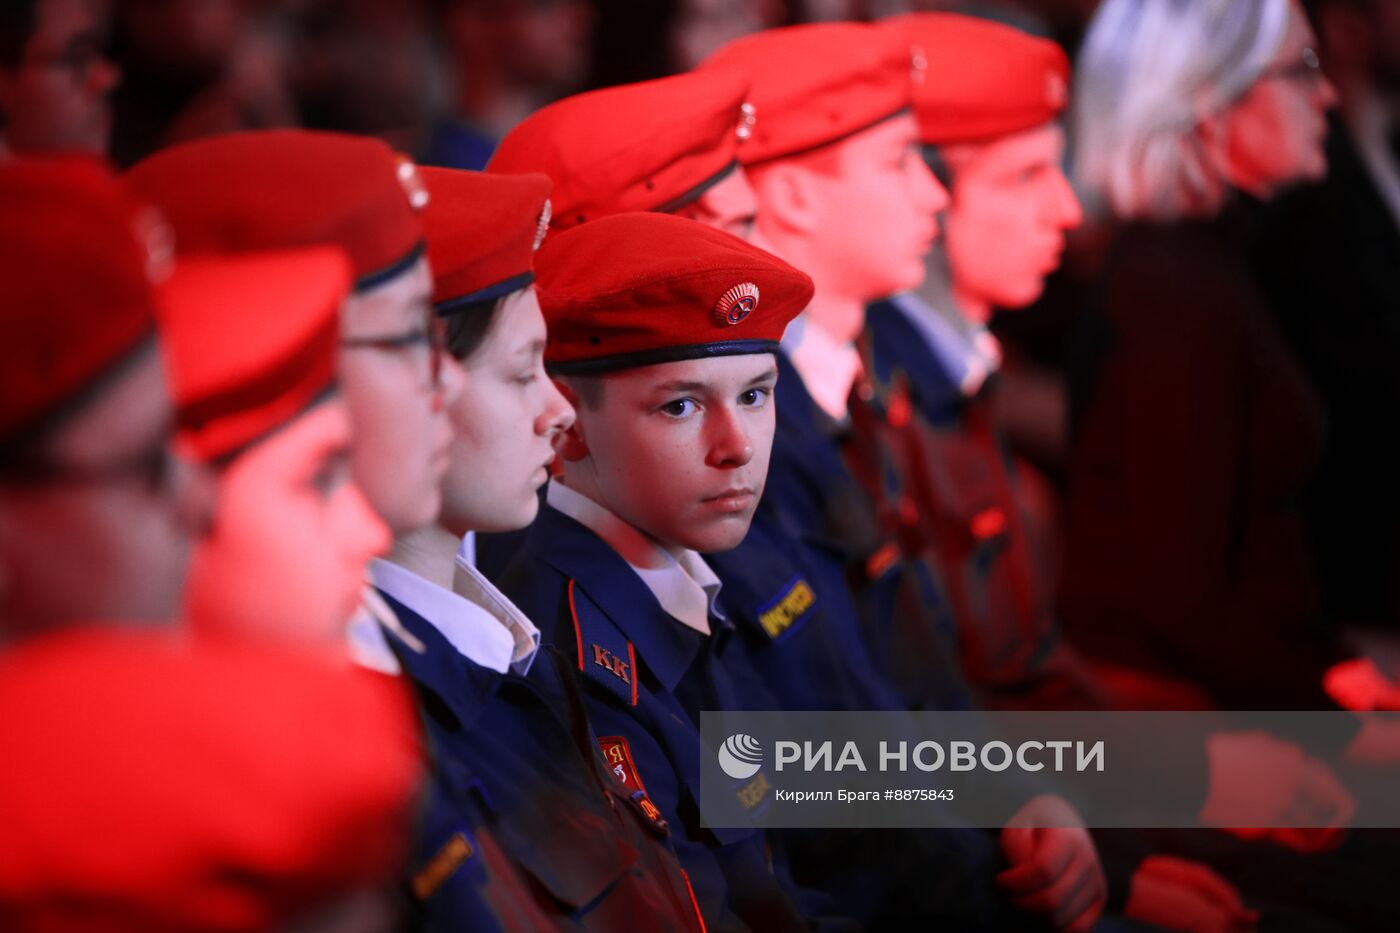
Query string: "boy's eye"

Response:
xmin=515 ymin=371 xmax=537 ymax=386
xmin=660 ymin=399 xmax=697 ymax=418
xmin=309 ymin=455 xmax=349 ymax=498
xmin=739 ymin=387 xmax=771 ymax=408
xmin=310 ymin=465 xmax=338 ymax=498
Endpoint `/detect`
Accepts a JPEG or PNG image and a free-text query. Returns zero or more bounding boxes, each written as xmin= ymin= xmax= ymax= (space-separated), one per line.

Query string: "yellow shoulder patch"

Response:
xmin=411 ymin=832 xmax=475 ymax=900
xmin=758 ymin=578 xmax=816 ymax=639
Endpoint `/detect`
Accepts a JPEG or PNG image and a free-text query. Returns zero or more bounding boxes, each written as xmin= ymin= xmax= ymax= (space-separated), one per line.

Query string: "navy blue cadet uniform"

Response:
xmin=756 ymin=350 xmax=972 ymax=714
xmin=729 ymin=352 xmax=1168 ymax=924
xmin=707 ymin=518 xmax=1017 ymax=930
xmin=500 ymin=211 xmax=847 ymax=930
xmin=866 ymin=298 xmax=1107 ymax=709
xmin=375 ymin=592 xmax=707 ymax=932
xmin=499 ymin=505 xmax=832 ymax=933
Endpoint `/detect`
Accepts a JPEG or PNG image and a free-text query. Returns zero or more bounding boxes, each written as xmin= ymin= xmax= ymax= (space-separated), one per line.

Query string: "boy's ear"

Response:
xmin=552 ymin=378 xmax=590 ymax=462
xmin=751 ymin=161 xmax=823 ymax=237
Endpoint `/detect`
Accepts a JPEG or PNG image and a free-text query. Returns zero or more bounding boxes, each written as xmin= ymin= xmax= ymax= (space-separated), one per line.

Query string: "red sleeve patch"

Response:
xmin=598 ymin=735 xmax=669 ymax=833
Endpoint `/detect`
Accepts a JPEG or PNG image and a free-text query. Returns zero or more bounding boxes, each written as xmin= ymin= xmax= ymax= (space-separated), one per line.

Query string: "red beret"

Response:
xmin=537 ymin=213 xmax=813 ymax=374
xmin=419 ymin=167 xmax=552 ymax=313
xmin=0 ymin=627 xmax=421 ymax=933
xmin=486 ymin=70 xmax=755 ymax=229
xmin=884 ymin=13 xmax=1070 ymax=144
xmin=126 ymin=130 xmax=427 ymax=290
xmin=702 ymin=23 xmax=918 ymax=166
xmin=157 ymin=247 xmax=352 ymax=463
xmin=0 ymin=157 xmax=166 ymax=441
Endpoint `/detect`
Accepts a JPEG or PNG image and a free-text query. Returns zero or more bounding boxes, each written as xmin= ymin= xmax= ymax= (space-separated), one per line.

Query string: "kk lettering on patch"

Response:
xmin=568 ymin=579 xmax=638 ymax=705
xmin=592 ymin=643 xmax=632 ymax=685
xmin=598 ymin=735 xmax=669 ymax=833
xmin=756 ymin=577 xmax=816 ymax=640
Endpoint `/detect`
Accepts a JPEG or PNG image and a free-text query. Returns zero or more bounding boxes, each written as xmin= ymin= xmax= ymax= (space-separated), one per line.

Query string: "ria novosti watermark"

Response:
xmin=699 ymin=710 xmax=1400 ymax=830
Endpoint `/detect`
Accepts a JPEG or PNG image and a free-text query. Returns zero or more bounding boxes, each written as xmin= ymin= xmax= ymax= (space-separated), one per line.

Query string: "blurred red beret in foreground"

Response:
xmin=0 ymin=627 xmax=422 ymax=933
xmin=0 ymin=157 xmax=166 ymax=441
xmin=126 ymin=130 xmax=427 ymax=290
xmin=883 ymin=13 xmax=1070 ymax=144
xmin=419 ymin=167 xmax=553 ymax=312
xmin=702 ymin=23 xmax=917 ymax=165
xmin=487 ymin=69 xmax=754 ymax=229
xmin=537 ymin=212 xmax=812 ymax=374
xmin=158 ymin=246 xmax=352 ymax=463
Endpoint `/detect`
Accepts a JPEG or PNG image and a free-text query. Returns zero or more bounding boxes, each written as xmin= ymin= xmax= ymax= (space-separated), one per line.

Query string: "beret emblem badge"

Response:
xmin=715 ymin=282 xmax=760 ymax=326
xmin=396 ymin=157 xmax=430 ymax=211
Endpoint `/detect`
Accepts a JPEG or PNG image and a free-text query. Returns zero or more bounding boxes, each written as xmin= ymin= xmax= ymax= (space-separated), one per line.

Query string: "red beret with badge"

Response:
xmin=0 ymin=626 xmax=422 ymax=932
xmin=419 ymin=167 xmax=553 ymax=313
xmin=536 ymin=212 xmax=813 ymax=374
xmin=157 ymin=246 xmax=353 ymax=463
xmin=126 ymin=130 xmax=428 ymax=290
xmin=486 ymin=69 xmax=755 ymax=229
xmin=884 ymin=13 xmax=1070 ymax=144
xmin=701 ymin=23 xmax=918 ymax=166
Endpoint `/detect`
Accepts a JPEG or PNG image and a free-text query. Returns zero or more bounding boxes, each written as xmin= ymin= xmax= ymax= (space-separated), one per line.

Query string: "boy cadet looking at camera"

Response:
xmin=480 ymin=42 xmax=1020 ymax=929
xmin=498 ymin=211 xmax=822 ymax=931
xmin=472 ymin=66 xmax=765 ymax=580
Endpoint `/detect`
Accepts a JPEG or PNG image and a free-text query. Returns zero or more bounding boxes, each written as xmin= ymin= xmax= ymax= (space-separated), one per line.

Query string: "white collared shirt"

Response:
xmin=888 ymin=292 xmax=1001 ymax=398
xmin=547 ymin=481 xmax=723 ymax=636
xmin=346 ymin=534 xmax=540 ymax=676
xmin=782 ymin=312 xmax=864 ymax=421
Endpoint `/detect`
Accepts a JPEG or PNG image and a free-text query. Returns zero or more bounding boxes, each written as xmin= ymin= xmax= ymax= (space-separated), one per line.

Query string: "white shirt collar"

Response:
xmin=346 ymin=584 xmax=415 ymax=675
xmin=451 ymin=536 xmax=541 ymax=667
xmin=889 ymin=292 xmax=1000 ymax=397
xmin=547 ymin=481 xmax=723 ymax=636
xmin=347 ymin=545 xmax=540 ymax=677
xmin=782 ymin=312 xmax=864 ymax=421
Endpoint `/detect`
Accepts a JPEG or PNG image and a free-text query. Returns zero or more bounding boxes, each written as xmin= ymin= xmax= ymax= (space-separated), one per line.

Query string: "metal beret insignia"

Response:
xmin=714 ymin=282 xmax=760 ymax=326
xmin=396 ymin=157 xmax=430 ymax=211
xmin=910 ymin=45 xmax=928 ymax=85
xmin=737 ymin=102 xmax=757 ymax=141
xmin=134 ymin=206 xmax=175 ymax=285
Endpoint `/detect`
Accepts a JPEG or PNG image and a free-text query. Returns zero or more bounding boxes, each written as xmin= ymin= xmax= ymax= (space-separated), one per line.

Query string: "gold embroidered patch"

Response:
xmin=411 ymin=832 xmax=475 ymax=900
xmin=591 ymin=643 xmax=632 ymax=684
xmin=758 ymin=579 xmax=816 ymax=639
xmin=736 ymin=770 xmax=771 ymax=811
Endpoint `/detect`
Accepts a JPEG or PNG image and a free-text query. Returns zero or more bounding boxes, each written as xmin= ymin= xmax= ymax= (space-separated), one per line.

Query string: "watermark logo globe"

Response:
xmin=718 ymin=733 xmax=764 ymax=780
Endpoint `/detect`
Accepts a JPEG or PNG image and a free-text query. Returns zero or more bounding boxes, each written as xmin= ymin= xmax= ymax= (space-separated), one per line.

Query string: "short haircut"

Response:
xmin=554 ymin=373 xmax=607 ymax=411
xmin=444 ymin=297 xmax=504 ymax=362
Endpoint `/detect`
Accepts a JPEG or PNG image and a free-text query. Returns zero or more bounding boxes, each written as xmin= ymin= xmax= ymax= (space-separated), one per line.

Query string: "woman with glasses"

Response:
xmin=1060 ymin=0 xmax=1348 ymax=712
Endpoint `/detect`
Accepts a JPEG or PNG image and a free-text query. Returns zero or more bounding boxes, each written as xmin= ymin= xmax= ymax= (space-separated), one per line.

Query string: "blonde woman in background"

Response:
xmin=1060 ymin=0 xmax=1344 ymax=711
